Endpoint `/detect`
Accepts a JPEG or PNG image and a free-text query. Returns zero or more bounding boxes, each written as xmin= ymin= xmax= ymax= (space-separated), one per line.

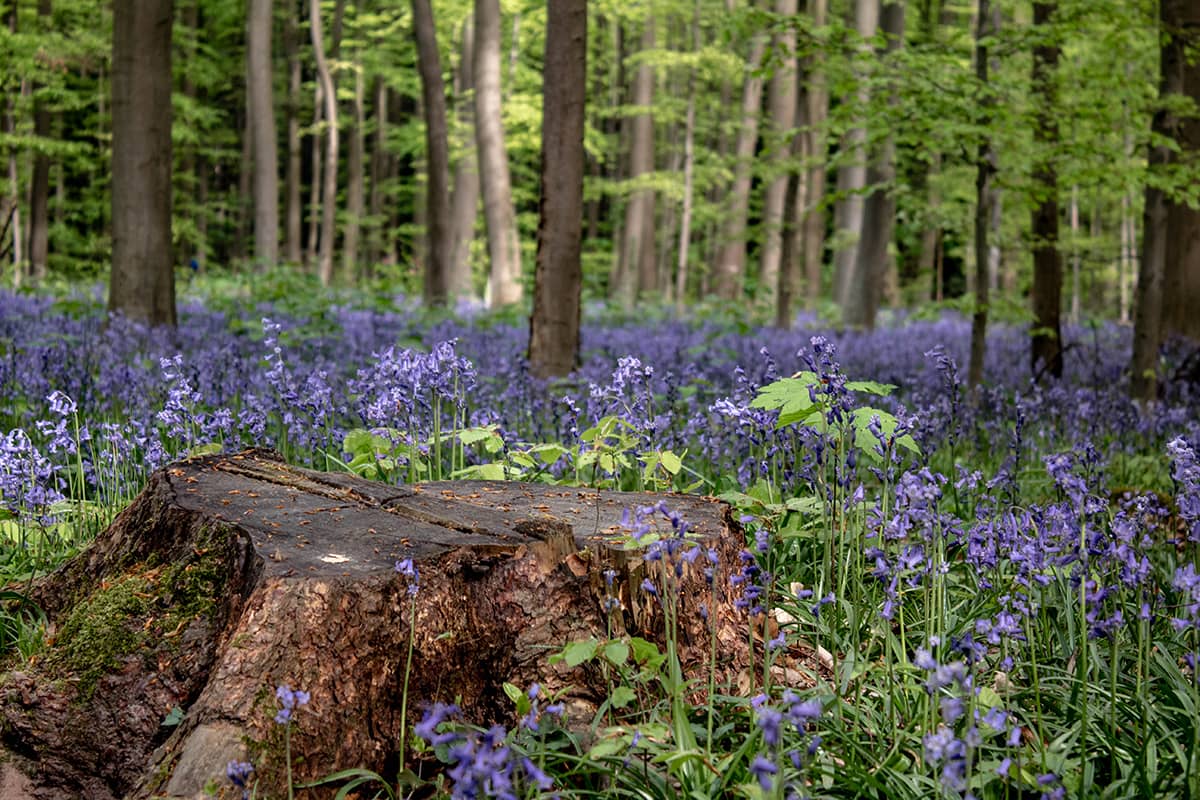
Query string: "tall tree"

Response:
xmin=1029 ymin=0 xmax=1062 ymax=379
xmin=475 ymin=0 xmax=522 ymax=307
xmin=342 ymin=5 xmax=367 ymax=282
xmin=413 ymin=0 xmax=452 ymax=302
xmin=759 ymin=0 xmax=798 ymax=308
xmin=529 ymin=0 xmax=587 ymax=378
xmin=674 ymin=0 xmax=701 ymax=307
xmin=713 ymin=27 xmax=766 ymax=300
xmin=247 ymin=0 xmax=279 ymax=271
xmin=449 ymin=16 xmax=481 ymax=297
xmin=849 ymin=0 xmax=904 ymax=329
xmin=27 ymin=0 xmax=53 ymax=283
xmin=1131 ymin=0 xmax=1200 ymax=403
xmin=801 ymin=0 xmax=830 ymax=307
xmin=310 ymin=0 xmax=340 ymax=285
xmin=832 ymin=0 xmax=880 ymax=322
xmin=109 ymin=0 xmax=176 ymax=327
xmin=284 ymin=6 xmax=303 ymax=264
xmin=967 ymin=0 xmax=995 ymax=390
xmin=614 ymin=15 xmax=658 ymax=306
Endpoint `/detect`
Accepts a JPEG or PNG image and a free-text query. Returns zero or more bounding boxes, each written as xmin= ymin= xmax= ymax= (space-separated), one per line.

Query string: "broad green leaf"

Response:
xmin=603 ymin=639 xmax=630 ymax=666
xmin=610 ymin=686 xmax=637 ymax=708
xmin=560 ymin=638 xmax=599 ymax=668
xmin=845 ymin=380 xmax=897 ymax=396
xmin=659 ymin=450 xmax=682 ymax=475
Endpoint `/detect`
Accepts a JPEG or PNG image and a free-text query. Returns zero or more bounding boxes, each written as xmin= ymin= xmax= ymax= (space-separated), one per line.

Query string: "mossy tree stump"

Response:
xmin=0 ymin=449 xmax=769 ymax=798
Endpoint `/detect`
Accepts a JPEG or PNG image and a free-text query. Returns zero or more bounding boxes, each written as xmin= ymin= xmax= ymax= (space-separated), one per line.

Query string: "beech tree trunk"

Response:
xmin=849 ymin=0 xmax=903 ymax=330
xmin=311 ymin=0 xmax=339 ymax=285
xmin=1029 ymin=0 xmax=1062 ymax=380
xmin=368 ymin=76 xmax=388 ymax=272
xmin=342 ymin=24 xmax=366 ymax=283
xmin=675 ymin=0 xmax=700 ymax=308
xmin=285 ymin=7 xmax=303 ymax=264
xmin=614 ymin=16 xmax=658 ymax=307
xmin=0 ymin=450 xmax=768 ymax=799
xmin=109 ymin=0 xmax=176 ymax=328
xmin=833 ymin=0 xmax=880 ymax=325
xmin=27 ymin=0 xmax=52 ymax=283
xmin=759 ymin=0 xmax=798 ymax=308
xmin=713 ymin=31 xmax=766 ymax=301
xmin=413 ymin=0 xmax=453 ymax=304
xmin=529 ymin=0 xmax=587 ymax=379
xmin=247 ymin=0 xmax=279 ymax=271
xmin=449 ymin=17 xmax=481 ymax=299
xmin=475 ymin=0 xmax=523 ymax=307
xmin=801 ymin=0 xmax=830 ymax=307
xmin=1131 ymin=0 xmax=1200 ymax=402
xmin=967 ymin=0 xmax=994 ymax=391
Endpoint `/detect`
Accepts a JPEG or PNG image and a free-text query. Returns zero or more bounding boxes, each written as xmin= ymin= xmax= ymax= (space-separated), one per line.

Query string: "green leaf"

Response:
xmin=559 ymin=638 xmax=599 ymax=668
xmin=845 ymin=380 xmax=897 ymax=396
xmin=750 ymin=376 xmax=824 ymax=429
xmin=629 ymin=636 xmax=661 ymax=665
xmin=610 ymin=686 xmax=637 ymax=708
xmin=603 ymin=639 xmax=630 ymax=666
xmin=451 ymin=463 xmax=509 ymax=481
xmin=587 ymin=736 xmax=628 ymax=759
xmin=502 ymin=682 xmax=524 ymax=705
xmin=161 ymin=705 xmax=184 ymax=727
xmin=659 ymin=450 xmax=682 ymax=475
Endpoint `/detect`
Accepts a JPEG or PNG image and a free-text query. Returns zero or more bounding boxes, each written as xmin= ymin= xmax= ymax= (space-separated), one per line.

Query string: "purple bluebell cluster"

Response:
xmin=274 ymin=683 xmax=310 ymax=726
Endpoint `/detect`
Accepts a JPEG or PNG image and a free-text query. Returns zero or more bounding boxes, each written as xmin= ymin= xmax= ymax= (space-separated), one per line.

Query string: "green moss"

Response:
xmin=43 ymin=538 xmax=231 ymax=699
xmin=46 ymin=572 xmax=152 ymax=695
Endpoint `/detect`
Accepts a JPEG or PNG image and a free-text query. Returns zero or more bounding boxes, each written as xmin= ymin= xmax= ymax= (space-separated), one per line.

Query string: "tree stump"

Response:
xmin=0 ymin=449 xmax=766 ymax=798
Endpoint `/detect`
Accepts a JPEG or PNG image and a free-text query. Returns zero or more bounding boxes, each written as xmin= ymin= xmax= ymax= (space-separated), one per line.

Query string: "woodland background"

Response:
xmin=0 ymin=0 xmax=1197 ymax=385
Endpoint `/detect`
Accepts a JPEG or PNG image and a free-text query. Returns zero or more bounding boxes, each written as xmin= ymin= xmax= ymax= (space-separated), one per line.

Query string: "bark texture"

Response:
xmin=615 ymin=16 xmax=658 ymax=307
xmin=968 ymin=0 xmax=994 ymax=391
xmin=529 ymin=0 xmax=587 ymax=378
xmin=759 ymin=0 xmax=798 ymax=308
xmin=475 ymin=0 xmax=523 ymax=307
xmin=247 ymin=0 xmax=279 ymax=271
xmin=413 ymin=0 xmax=453 ymax=303
xmin=0 ymin=451 xmax=776 ymax=798
xmin=801 ymin=0 xmax=830 ymax=307
xmin=449 ymin=17 xmax=481 ymax=298
xmin=109 ymin=0 xmax=176 ymax=328
xmin=1029 ymin=0 xmax=1062 ymax=380
xmin=311 ymin=0 xmax=339 ymax=285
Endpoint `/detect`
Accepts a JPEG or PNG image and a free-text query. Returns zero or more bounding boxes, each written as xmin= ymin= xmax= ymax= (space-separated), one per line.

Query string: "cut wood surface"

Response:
xmin=0 ymin=449 xmax=819 ymax=799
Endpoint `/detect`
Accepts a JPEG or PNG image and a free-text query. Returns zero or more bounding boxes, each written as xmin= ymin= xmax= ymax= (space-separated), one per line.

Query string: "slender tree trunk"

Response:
xmin=449 ymin=17 xmax=480 ymax=299
xmin=109 ymin=0 xmax=176 ymax=328
xmin=27 ymin=0 xmax=52 ymax=283
xmin=1029 ymin=0 xmax=1062 ymax=380
xmin=759 ymin=0 xmax=798 ymax=307
xmin=2 ymin=0 xmax=20 ymax=284
xmin=833 ymin=0 xmax=880 ymax=322
xmin=306 ymin=80 xmax=324 ymax=268
xmin=615 ymin=15 xmax=657 ymax=306
xmin=967 ymin=0 xmax=994 ymax=391
xmin=713 ymin=30 xmax=766 ymax=300
xmin=285 ymin=6 xmax=303 ymax=264
xmin=849 ymin=0 xmax=903 ymax=330
xmin=310 ymin=0 xmax=339 ymax=285
xmin=674 ymin=0 xmax=700 ymax=308
xmin=343 ymin=26 xmax=366 ymax=283
xmin=802 ymin=0 xmax=830 ymax=307
xmin=1069 ymin=184 xmax=1080 ymax=324
xmin=412 ymin=0 xmax=452 ymax=303
xmin=367 ymin=77 xmax=388 ymax=273
xmin=248 ymin=0 xmax=280 ymax=271
xmin=475 ymin=0 xmax=522 ymax=307
xmin=529 ymin=0 xmax=587 ymax=378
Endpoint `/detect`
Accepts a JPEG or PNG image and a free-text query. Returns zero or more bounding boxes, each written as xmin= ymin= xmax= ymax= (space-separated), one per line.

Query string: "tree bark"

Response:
xmin=967 ymin=0 xmax=994 ymax=391
xmin=713 ymin=31 xmax=767 ymax=301
xmin=0 ymin=450 xmax=761 ymax=799
xmin=1029 ymin=1 xmax=1062 ymax=381
xmin=310 ymin=0 xmax=340 ymax=285
xmin=342 ymin=23 xmax=366 ymax=283
xmin=285 ymin=5 xmax=303 ymax=264
xmin=413 ymin=0 xmax=453 ymax=303
xmin=109 ymin=0 xmax=175 ymax=328
xmin=367 ymin=77 xmax=389 ymax=274
xmin=529 ymin=0 xmax=587 ymax=379
xmin=849 ymin=0 xmax=903 ymax=330
xmin=247 ymin=0 xmax=280 ymax=271
xmin=802 ymin=0 xmax=830 ymax=307
xmin=475 ymin=0 xmax=523 ymax=307
xmin=614 ymin=16 xmax=658 ymax=307
xmin=674 ymin=0 xmax=700 ymax=308
xmin=833 ymin=0 xmax=880 ymax=325
xmin=759 ymin=0 xmax=798 ymax=308
xmin=26 ymin=0 xmax=53 ymax=283
xmin=449 ymin=17 xmax=481 ymax=299
xmin=1131 ymin=0 xmax=1200 ymax=402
